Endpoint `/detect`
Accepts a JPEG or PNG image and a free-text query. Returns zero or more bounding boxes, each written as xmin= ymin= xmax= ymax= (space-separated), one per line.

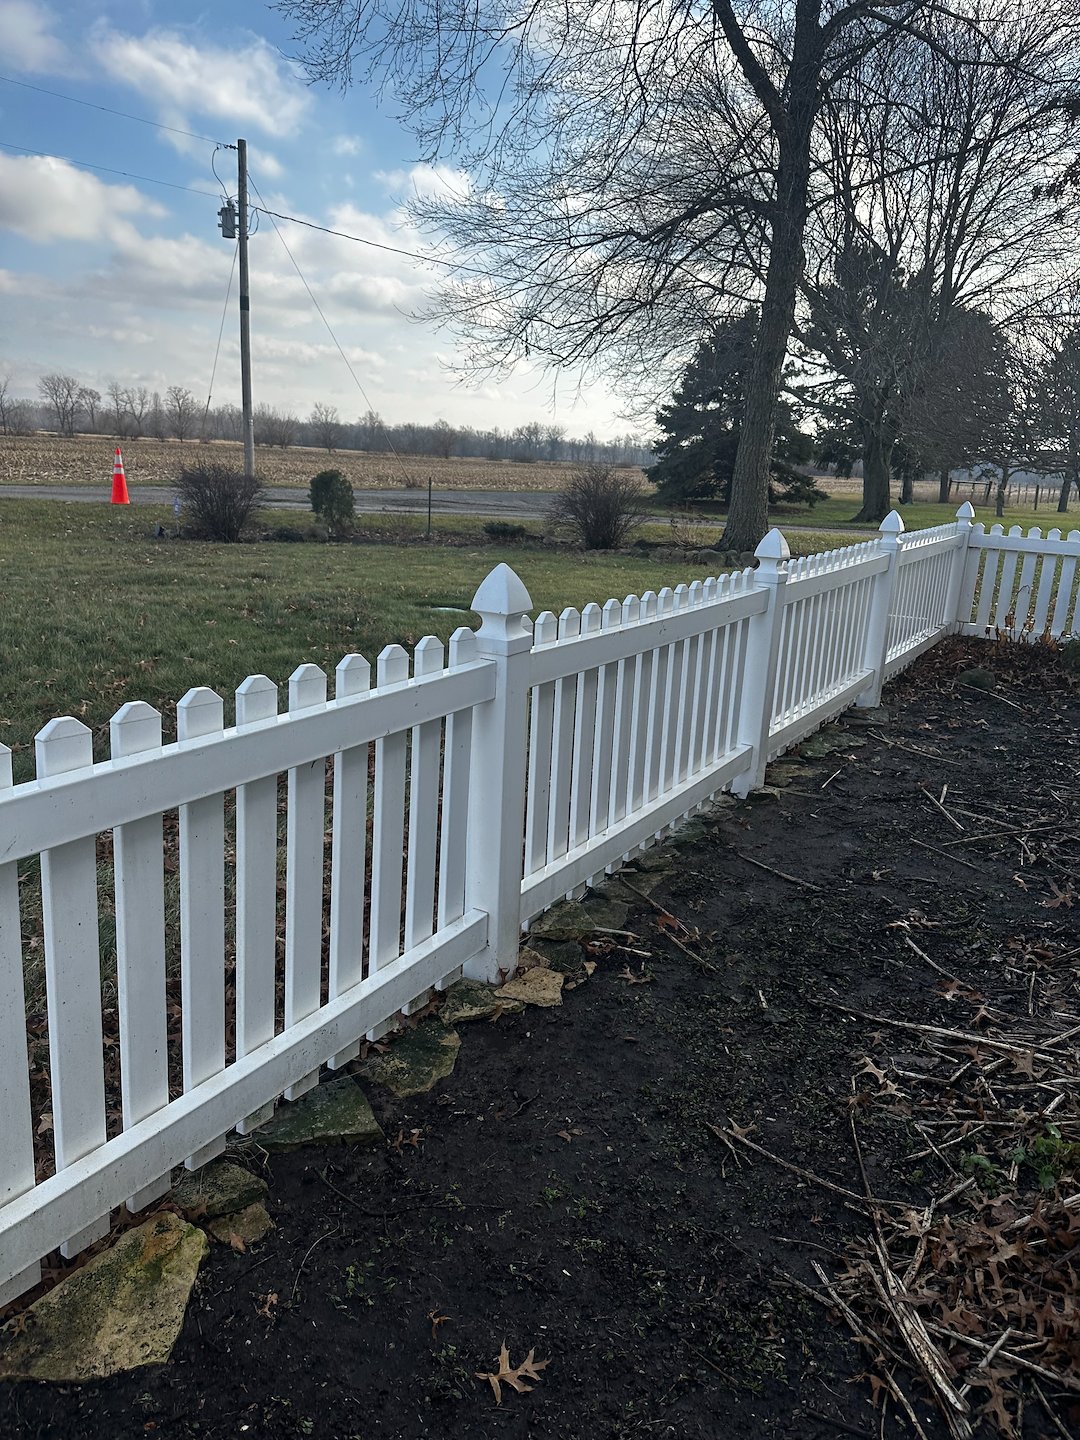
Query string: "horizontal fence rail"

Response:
xmin=0 ymin=506 xmax=1077 ymax=1303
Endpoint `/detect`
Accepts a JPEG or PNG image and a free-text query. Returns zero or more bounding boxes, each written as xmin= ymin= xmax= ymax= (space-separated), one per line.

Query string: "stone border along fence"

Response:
xmin=1 ymin=506 xmax=1078 ymax=1305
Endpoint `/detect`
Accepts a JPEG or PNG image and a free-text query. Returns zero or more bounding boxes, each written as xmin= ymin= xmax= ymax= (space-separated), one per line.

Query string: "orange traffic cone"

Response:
xmin=111 ymin=446 xmax=130 ymax=505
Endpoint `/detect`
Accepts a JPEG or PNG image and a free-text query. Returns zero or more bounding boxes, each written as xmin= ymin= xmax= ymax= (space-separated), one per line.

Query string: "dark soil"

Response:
xmin=3 ymin=637 xmax=1078 ymax=1440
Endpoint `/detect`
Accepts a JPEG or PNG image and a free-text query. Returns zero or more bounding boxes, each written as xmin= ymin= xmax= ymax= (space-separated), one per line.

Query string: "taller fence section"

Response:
xmin=1 ymin=506 xmax=1077 ymax=1306
xmin=957 ymin=521 xmax=1080 ymax=641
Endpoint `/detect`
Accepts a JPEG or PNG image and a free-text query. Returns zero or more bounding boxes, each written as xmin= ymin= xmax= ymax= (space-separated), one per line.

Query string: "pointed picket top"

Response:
xmin=581 ymin=601 xmax=603 ymax=634
xmin=36 ymin=716 xmax=94 ymax=778
xmin=413 ymin=634 xmax=445 ymax=676
xmin=377 ymin=644 xmax=410 ymax=687
xmin=448 ymin=626 xmax=478 ymax=666
xmin=602 ymin=597 xmax=622 ymax=629
xmin=955 ymin=501 xmax=976 ymax=522
xmin=289 ymin=663 xmax=327 ymax=711
xmin=177 ymin=687 xmax=224 ymax=742
xmin=533 ymin=610 xmax=558 ymax=645
xmin=557 ymin=606 xmax=581 ymax=640
xmin=236 ymin=674 xmax=278 ymax=726
xmin=0 ymin=741 xmax=11 ymax=788
xmin=335 ymin=653 xmax=371 ymax=699
xmin=110 ymin=701 xmax=163 ymax=758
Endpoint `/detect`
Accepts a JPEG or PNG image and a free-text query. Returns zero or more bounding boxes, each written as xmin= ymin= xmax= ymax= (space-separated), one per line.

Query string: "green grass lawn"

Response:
xmin=676 ymin=493 xmax=1079 ymax=533
xmin=3 ymin=500 xmax=832 ymax=781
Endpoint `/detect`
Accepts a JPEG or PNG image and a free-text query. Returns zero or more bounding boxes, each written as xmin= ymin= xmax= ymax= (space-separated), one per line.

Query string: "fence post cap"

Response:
xmin=879 ymin=510 xmax=905 ymax=535
xmin=754 ymin=527 xmax=790 ymax=562
xmin=955 ymin=501 xmax=976 ymax=521
xmin=475 ymin=561 xmax=535 ymax=624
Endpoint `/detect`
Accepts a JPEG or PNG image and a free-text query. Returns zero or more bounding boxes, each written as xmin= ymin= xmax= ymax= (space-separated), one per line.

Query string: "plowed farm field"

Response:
xmin=0 ymin=434 xmax=612 ymax=491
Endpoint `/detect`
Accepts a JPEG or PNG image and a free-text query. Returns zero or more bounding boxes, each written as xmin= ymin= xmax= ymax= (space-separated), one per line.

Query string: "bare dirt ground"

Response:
xmin=0 ymin=434 xmax=613 ymax=492
xmin=2 ymin=637 xmax=1077 ymax=1439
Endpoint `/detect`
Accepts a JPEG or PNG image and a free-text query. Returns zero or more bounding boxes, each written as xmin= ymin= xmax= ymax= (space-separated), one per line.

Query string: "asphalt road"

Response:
xmin=0 ymin=484 xmax=557 ymax=520
xmin=0 ymin=484 xmax=870 ymax=535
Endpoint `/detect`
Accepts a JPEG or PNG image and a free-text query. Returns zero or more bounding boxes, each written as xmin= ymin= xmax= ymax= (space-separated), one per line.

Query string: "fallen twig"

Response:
xmin=911 ymin=837 xmax=981 ymax=872
xmin=734 ymin=850 xmax=823 ymax=892
xmin=922 ymin=1320 xmax=1080 ymax=1394
xmin=707 ymin=1121 xmax=905 ymax=1209
xmin=919 ymin=786 xmax=965 ymax=833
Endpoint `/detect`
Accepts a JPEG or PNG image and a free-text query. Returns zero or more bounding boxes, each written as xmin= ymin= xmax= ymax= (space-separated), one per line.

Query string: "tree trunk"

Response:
xmin=723 ymin=64 xmax=818 ymax=555
xmin=899 ymin=469 xmax=914 ymax=505
xmin=852 ymin=426 xmax=892 ymax=524
xmin=995 ymin=461 xmax=1010 ymax=518
xmin=937 ymin=467 xmax=951 ymax=504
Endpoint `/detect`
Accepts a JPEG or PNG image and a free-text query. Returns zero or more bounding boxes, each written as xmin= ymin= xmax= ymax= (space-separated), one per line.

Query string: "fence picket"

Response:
xmin=526 ymin=614 xmax=558 ymax=876
xmin=110 ymin=702 xmax=170 ymax=1209
xmin=0 ymin=744 xmax=40 ymax=1303
xmin=283 ymin=665 xmax=328 ymax=1101
xmin=177 ymin=688 xmax=227 ymax=1169
xmin=403 ymin=637 xmax=444 ymax=1011
xmin=570 ymin=604 xmax=602 ymax=854
xmin=547 ymin=607 xmax=580 ymax=862
xmin=234 ymin=674 xmax=279 ymax=1123
xmin=589 ymin=599 xmax=622 ymax=841
xmin=36 ymin=717 xmax=109 ymax=1254
xmin=438 ymin=629 xmax=476 ymax=932
xmin=369 ymin=646 xmax=410 ymax=992
xmin=328 ymin=654 xmax=370 ymax=1069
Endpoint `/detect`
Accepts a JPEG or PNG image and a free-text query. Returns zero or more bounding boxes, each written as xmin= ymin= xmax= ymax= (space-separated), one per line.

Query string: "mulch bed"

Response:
xmin=2 ymin=636 xmax=1078 ymax=1439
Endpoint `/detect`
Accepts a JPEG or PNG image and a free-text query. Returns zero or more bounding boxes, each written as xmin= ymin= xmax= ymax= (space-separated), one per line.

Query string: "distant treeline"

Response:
xmin=0 ymin=375 xmax=653 ymax=468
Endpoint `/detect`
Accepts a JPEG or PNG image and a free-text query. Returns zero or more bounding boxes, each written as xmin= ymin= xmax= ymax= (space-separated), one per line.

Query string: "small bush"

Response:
xmin=177 ymin=464 xmax=263 ymax=543
xmin=483 ymin=521 xmax=528 ymax=543
xmin=550 ymin=463 xmax=644 ymax=550
xmin=309 ymin=469 xmax=355 ymax=536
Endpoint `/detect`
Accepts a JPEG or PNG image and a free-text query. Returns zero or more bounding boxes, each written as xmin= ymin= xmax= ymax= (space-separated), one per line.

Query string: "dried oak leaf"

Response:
xmin=476 ymin=1342 xmax=550 ymax=1404
xmin=618 ymin=965 xmax=654 ymax=986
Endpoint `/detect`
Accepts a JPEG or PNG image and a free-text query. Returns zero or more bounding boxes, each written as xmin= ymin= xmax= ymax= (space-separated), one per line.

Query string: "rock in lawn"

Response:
xmin=499 ymin=967 xmax=565 ymax=1007
xmin=255 ymin=1076 xmax=385 ymax=1150
xmin=958 ymin=666 xmax=996 ymax=691
xmin=358 ymin=1020 xmax=461 ymax=1098
xmin=172 ymin=1159 xmax=267 ymax=1221
xmin=0 ymin=1214 xmax=207 ymax=1382
xmin=440 ymin=978 xmax=523 ymax=1024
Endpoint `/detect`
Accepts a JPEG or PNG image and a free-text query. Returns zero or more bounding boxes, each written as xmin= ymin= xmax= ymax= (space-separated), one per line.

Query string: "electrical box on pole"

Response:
xmin=218 ymin=201 xmax=236 ymax=240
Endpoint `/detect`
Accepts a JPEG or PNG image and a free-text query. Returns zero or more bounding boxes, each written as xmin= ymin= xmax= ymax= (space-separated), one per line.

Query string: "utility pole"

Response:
xmin=237 ymin=138 xmax=255 ymax=479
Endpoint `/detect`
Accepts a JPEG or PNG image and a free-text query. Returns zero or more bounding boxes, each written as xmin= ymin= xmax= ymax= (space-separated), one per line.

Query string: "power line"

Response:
xmin=202 ymin=242 xmax=239 ymax=437
xmin=0 ymin=73 xmax=229 ymax=147
xmin=0 ymin=138 xmax=220 ymax=197
xmin=249 ymin=204 xmax=501 ymax=282
xmin=249 ymin=174 xmax=418 ymax=488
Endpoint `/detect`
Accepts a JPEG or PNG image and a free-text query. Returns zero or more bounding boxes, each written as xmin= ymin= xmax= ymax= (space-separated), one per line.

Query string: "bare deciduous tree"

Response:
xmin=310 ymin=401 xmax=342 ymax=451
xmin=38 ymin=373 xmax=80 ymax=436
xmin=280 ymin=0 xmax=1080 ymax=550
xmin=166 ymin=385 xmax=199 ymax=442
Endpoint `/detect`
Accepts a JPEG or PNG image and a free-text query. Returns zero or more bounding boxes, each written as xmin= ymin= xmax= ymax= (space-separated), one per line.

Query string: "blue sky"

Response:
xmin=0 ymin=0 xmax=628 ymax=435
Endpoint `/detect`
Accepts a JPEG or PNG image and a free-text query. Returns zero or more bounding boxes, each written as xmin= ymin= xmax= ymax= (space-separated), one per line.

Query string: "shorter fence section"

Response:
xmin=0 ymin=505 xmax=1077 ymax=1305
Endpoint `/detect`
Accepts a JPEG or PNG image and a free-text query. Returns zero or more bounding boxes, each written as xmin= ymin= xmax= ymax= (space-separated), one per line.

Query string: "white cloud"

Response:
xmin=374 ymin=164 xmax=472 ymax=203
xmin=0 ymin=0 xmax=69 ymax=72
xmin=91 ymin=26 xmax=311 ymax=138
xmin=0 ymin=153 xmax=162 ymax=242
xmin=248 ymin=145 xmax=284 ymax=181
xmin=332 ymin=135 xmax=364 ymax=157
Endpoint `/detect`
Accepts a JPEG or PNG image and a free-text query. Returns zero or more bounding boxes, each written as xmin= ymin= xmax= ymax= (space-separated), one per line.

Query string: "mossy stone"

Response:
xmin=256 ymin=1076 xmax=384 ymax=1151
xmin=523 ymin=938 xmax=585 ymax=973
xmin=358 ymin=1020 xmax=461 ymax=1098
xmin=582 ymin=892 xmax=630 ymax=930
xmin=207 ymin=1202 xmax=274 ymax=1248
xmin=172 ymin=1160 xmax=267 ymax=1221
xmin=0 ymin=1214 xmax=207 ymax=1381
xmin=798 ymin=727 xmax=866 ymax=759
xmin=526 ymin=899 xmax=593 ymax=942
xmin=958 ymin=667 xmax=996 ymax=691
xmin=440 ymin=978 xmax=523 ymax=1024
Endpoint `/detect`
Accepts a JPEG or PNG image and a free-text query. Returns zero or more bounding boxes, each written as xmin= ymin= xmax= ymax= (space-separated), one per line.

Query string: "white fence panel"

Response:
xmin=3 ymin=503 xmax=1075 ymax=1308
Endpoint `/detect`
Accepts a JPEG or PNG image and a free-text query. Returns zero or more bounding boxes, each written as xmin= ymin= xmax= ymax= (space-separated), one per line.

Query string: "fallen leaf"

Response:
xmin=255 ymin=1292 xmax=278 ymax=1319
xmin=428 ymin=1310 xmax=450 ymax=1340
xmin=618 ymin=965 xmax=654 ymax=986
xmin=476 ymin=1342 xmax=550 ymax=1405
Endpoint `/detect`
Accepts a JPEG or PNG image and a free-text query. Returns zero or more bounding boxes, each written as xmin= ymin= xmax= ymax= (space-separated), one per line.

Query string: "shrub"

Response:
xmin=309 ymin=469 xmax=355 ymax=536
xmin=550 ymin=463 xmax=644 ymax=550
xmin=177 ymin=464 xmax=263 ymax=543
xmin=483 ymin=521 xmax=528 ymax=543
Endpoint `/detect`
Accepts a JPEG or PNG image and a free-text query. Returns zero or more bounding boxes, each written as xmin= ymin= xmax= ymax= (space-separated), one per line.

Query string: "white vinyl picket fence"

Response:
xmin=0 ymin=505 xmax=1077 ymax=1305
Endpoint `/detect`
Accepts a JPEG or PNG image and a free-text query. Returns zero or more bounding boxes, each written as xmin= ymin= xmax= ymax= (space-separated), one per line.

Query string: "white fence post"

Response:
xmin=856 ymin=510 xmax=904 ymax=709
xmin=732 ymin=529 xmax=789 ymax=797
xmin=949 ymin=501 xmax=978 ymax=630
xmin=464 ymin=563 xmax=534 ymax=983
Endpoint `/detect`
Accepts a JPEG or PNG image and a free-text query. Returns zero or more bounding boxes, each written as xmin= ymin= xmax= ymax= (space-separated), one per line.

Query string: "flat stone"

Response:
xmin=522 ymin=938 xmax=585 ymax=974
xmin=207 ymin=1202 xmax=274 ymax=1248
xmin=582 ymin=893 xmax=630 ymax=930
xmin=958 ymin=666 xmax=996 ymax=691
xmin=631 ymin=849 xmax=676 ymax=874
xmin=526 ymin=899 xmax=593 ymax=942
xmin=615 ymin=866 xmax=667 ymax=897
xmin=499 ymin=967 xmax=565 ymax=1007
xmin=172 ymin=1160 xmax=267 ymax=1221
xmin=358 ymin=1021 xmax=461 ymax=1098
xmin=844 ymin=705 xmax=890 ymax=726
xmin=440 ymin=978 xmax=523 ymax=1024
xmin=256 ymin=1076 xmax=384 ymax=1151
xmin=743 ymin=785 xmax=782 ymax=804
xmin=0 ymin=1214 xmax=207 ymax=1382
xmin=765 ymin=760 xmax=807 ymax=788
